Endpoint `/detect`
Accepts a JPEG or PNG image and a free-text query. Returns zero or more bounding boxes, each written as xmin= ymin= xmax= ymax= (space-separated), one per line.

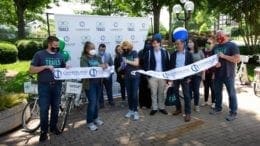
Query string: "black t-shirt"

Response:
xmin=31 ymin=50 xmax=66 ymax=82
xmin=213 ymin=42 xmax=239 ymax=78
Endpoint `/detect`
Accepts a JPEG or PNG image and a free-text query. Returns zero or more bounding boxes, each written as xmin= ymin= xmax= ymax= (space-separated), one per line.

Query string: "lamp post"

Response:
xmin=173 ymin=0 xmax=194 ymax=29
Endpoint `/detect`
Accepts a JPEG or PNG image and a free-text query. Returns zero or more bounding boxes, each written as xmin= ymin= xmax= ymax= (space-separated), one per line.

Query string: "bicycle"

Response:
xmin=57 ymin=80 xmax=83 ymax=132
xmin=22 ymin=75 xmax=40 ymax=132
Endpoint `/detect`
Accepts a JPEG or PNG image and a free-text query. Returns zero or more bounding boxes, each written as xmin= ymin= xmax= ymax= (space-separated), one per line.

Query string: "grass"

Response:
xmin=0 ymin=61 xmax=30 ymax=72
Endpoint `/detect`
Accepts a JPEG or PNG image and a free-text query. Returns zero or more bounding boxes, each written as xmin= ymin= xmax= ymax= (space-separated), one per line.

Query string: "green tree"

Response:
xmin=208 ymin=0 xmax=260 ymax=52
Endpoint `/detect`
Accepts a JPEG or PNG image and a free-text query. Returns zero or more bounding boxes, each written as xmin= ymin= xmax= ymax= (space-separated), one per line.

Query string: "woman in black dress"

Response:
xmin=114 ymin=45 xmax=126 ymax=101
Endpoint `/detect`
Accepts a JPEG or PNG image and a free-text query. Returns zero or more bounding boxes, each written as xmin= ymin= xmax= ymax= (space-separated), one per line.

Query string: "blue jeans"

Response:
xmin=190 ymin=76 xmax=202 ymax=106
xmin=86 ymin=80 xmax=102 ymax=124
xmin=125 ymin=76 xmax=139 ymax=111
xmin=214 ymin=77 xmax=238 ymax=114
xmin=173 ymin=79 xmax=191 ymax=114
xmin=38 ymin=82 xmax=62 ymax=133
xmin=99 ymin=75 xmax=113 ymax=104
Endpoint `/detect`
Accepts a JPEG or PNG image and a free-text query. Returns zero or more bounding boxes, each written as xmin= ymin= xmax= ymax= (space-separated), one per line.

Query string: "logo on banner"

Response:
xmin=54 ymin=70 xmax=62 ymax=79
xmin=76 ymin=21 xmax=90 ymax=31
xmin=96 ymin=22 xmax=105 ymax=31
xmin=191 ymin=64 xmax=200 ymax=72
xmin=81 ymin=35 xmax=91 ymax=45
xmin=100 ymin=35 xmax=106 ymax=41
xmin=131 ymin=35 xmax=135 ymax=41
xmin=130 ymin=35 xmax=139 ymax=43
xmin=115 ymin=35 xmax=123 ymax=44
xmin=63 ymin=36 xmax=75 ymax=47
xmin=127 ymin=23 xmax=135 ymax=31
xmin=140 ymin=23 xmax=148 ymax=31
xmin=89 ymin=68 xmax=98 ymax=77
xmin=58 ymin=21 xmax=69 ymax=31
xmin=111 ymin=22 xmax=123 ymax=31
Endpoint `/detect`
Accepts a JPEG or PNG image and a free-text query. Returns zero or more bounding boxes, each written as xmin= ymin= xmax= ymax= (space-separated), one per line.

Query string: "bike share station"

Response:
xmin=22 ymin=14 xmax=150 ymax=132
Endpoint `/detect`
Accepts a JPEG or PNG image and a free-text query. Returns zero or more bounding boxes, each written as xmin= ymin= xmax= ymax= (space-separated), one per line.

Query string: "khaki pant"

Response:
xmin=148 ymin=77 xmax=166 ymax=110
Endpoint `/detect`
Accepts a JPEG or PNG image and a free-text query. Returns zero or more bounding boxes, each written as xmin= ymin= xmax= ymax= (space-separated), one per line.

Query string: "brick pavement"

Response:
xmin=0 ymin=82 xmax=260 ymax=146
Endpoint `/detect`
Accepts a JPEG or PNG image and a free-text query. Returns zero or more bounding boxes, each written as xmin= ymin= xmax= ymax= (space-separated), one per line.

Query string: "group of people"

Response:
xmin=29 ymin=30 xmax=240 ymax=142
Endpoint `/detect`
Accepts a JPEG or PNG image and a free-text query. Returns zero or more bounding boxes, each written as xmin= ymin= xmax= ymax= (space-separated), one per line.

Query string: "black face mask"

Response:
xmin=51 ymin=47 xmax=59 ymax=52
xmin=123 ymin=49 xmax=129 ymax=54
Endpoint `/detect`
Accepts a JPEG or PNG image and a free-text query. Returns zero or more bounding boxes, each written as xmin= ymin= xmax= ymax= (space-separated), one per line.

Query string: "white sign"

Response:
xmin=66 ymin=82 xmax=82 ymax=95
xmin=132 ymin=55 xmax=219 ymax=80
xmin=55 ymin=14 xmax=150 ymax=67
xmin=54 ymin=66 xmax=114 ymax=80
xmin=24 ymin=82 xmax=38 ymax=94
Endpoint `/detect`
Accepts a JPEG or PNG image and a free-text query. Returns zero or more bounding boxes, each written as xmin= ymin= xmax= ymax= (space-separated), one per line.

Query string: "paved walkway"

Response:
xmin=0 ymin=82 xmax=260 ymax=146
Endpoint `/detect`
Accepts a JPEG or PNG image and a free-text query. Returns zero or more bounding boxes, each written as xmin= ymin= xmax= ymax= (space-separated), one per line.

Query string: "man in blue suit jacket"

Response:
xmin=169 ymin=39 xmax=193 ymax=122
xmin=98 ymin=44 xmax=114 ymax=107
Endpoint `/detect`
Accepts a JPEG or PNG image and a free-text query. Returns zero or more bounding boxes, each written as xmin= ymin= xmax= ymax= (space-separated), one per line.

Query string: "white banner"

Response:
xmin=55 ymin=14 xmax=150 ymax=67
xmin=54 ymin=66 xmax=114 ymax=80
xmin=132 ymin=55 xmax=219 ymax=80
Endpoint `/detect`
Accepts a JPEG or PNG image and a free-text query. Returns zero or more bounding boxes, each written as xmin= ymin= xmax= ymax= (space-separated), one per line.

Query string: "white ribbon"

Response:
xmin=54 ymin=66 xmax=114 ymax=80
xmin=132 ymin=55 xmax=219 ymax=80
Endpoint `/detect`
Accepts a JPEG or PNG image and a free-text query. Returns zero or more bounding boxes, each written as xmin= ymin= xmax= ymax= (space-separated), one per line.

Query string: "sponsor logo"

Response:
xmin=63 ymin=36 xmax=76 ymax=47
xmin=89 ymin=68 xmax=98 ymax=77
xmin=100 ymin=35 xmax=106 ymax=41
xmin=127 ymin=23 xmax=135 ymax=31
xmin=96 ymin=22 xmax=105 ymax=31
xmin=130 ymin=35 xmax=135 ymax=41
xmin=58 ymin=21 xmax=69 ymax=31
xmin=115 ymin=35 xmax=123 ymax=44
xmin=191 ymin=64 xmax=200 ymax=72
xmin=54 ymin=70 xmax=62 ymax=79
xmin=81 ymin=35 xmax=91 ymax=45
xmin=110 ymin=22 xmax=123 ymax=31
xmin=114 ymin=22 xmax=118 ymax=28
xmin=76 ymin=21 xmax=90 ymax=31
xmin=139 ymin=23 xmax=148 ymax=31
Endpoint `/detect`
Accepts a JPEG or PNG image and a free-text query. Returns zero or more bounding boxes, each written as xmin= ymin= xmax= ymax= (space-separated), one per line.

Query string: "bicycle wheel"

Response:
xmin=57 ymin=96 xmax=72 ymax=132
xmin=22 ymin=99 xmax=40 ymax=132
xmin=254 ymin=82 xmax=260 ymax=97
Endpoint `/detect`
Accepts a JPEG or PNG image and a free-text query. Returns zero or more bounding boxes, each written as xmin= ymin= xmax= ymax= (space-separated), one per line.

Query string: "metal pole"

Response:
xmin=46 ymin=13 xmax=50 ymax=36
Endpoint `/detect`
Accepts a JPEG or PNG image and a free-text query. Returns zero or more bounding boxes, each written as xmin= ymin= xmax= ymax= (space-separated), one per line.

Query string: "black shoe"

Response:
xmin=39 ymin=132 xmax=48 ymax=142
xmin=159 ymin=109 xmax=168 ymax=115
xmin=109 ymin=101 xmax=115 ymax=106
xmin=150 ymin=110 xmax=157 ymax=115
xmin=99 ymin=104 xmax=105 ymax=109
xmin=50 ymin=128 xmax=62 ymax=135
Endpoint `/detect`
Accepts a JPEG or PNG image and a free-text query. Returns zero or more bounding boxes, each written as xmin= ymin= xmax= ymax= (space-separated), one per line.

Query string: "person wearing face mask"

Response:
xmin=187 ymin=38 xmax=205 ymax=112
xmin=98 ymin=43 xmax=114 ymax=108
xmin=121 ymin=40 xmax=140 ymax=121
xmin=209 ymin=30 xmax=240 ymax=121
xmin=80 ymin=41 xmax=108 ymax=131
xmin=201 ymin=35 xmax=216 ymax=108
xmin=143 ymin=37 xmax=170 ymax=116
xmin=29 ymin=36 xmax=66 ymax=142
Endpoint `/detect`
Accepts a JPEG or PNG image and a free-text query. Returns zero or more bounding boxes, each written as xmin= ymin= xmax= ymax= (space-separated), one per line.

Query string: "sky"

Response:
xmin=44 ymin=1 xmax=170 ymax=30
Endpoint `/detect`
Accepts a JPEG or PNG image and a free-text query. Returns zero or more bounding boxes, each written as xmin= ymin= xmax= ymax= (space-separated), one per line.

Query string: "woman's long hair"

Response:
xmin=188 ymin=38 xmax=199 ymax=53
xmin=82 ymin=41 xmax=94 ymax=56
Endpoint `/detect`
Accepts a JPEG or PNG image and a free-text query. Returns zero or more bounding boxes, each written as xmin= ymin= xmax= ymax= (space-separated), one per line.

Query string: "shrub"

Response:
xmin=0 ymin=42 xmax=18 ymax=64
xmin=17 ymin=40 xmax=41 ymax=60
xmin=0 ymin=93 xmax=28 ymax=111
xmin=5 ymin=71 xmax=29 ymax=93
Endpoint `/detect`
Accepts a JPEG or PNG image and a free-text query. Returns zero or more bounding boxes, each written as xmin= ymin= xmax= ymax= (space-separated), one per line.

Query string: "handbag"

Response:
xmin=165 ymin=87 xmax=178 ymax=106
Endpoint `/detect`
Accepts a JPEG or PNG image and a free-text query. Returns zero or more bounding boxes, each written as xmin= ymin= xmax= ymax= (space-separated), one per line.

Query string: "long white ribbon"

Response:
xmin=54 ymin=66 xmax=114 ymax=80
xmin=132 ymin=55 xmax=219 ymax=80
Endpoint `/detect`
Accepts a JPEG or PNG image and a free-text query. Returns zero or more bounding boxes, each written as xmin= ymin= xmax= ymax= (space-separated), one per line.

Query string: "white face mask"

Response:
xmin=188 ymin=42 xmax=194 ymax=49
xmin=89 ymin=50 xmax=96 ymax=56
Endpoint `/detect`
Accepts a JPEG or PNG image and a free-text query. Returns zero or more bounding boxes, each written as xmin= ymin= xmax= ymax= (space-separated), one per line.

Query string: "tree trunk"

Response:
xmin=153 ymin=7 xmax=161 ymax=34
xmin=168 ymin=6 xmax=173 ymax=46
xmin=14 ymin=1 xmax=26 ymax=39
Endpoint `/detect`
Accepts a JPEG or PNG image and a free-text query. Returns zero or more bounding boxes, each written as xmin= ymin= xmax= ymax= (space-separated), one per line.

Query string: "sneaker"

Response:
xmin=209 ymin=109 xmax=222 ymax=115
xmin=94 ymin=119 xmax=104 ymax=126
xmin=50 ymin=128 xmax=62 ymax=135
xmin=125 ymin=110 xmax=134 ymax=118
xmin=133 ymin=112 xmax=139 ymax=121
xmin=194 ymin=106 xmax=200 ymax=112
xmin=150 ymin=110 xmax=157 ymax=115
xmin=39 ymin=131 xmax=48 ymax=142
xmin=201 ymin=102 xmax=208 ymax=106
xmin=87 ymin=123 xmax=98 ymax=131
xmin=159 ymin=109 xmax=168 ymax=115
xmin=211 ymin=103 xmax=215 ymax=109
xmin=226 ymin=114 xmax=237 ymax=121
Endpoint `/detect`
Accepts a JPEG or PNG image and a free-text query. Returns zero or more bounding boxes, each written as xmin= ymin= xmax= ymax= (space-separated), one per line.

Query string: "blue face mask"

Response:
xmin=99 ymin=51 xmax=105 ymax=56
